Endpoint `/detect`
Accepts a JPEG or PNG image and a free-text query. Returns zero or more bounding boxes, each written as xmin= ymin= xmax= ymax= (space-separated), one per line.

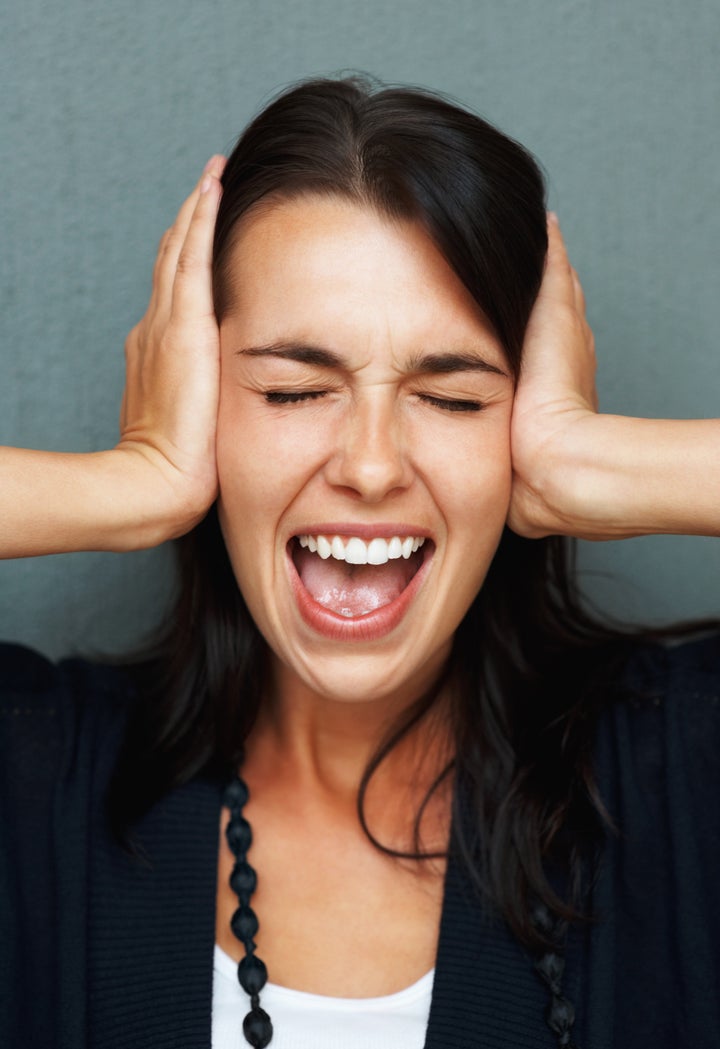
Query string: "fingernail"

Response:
xmin=547 ymin=210 xmax=559 ymax=225
xmin=203 ymin=155 xmax=219 ymax=173
xmin=200 ymin=174 xmax=212 ymax=194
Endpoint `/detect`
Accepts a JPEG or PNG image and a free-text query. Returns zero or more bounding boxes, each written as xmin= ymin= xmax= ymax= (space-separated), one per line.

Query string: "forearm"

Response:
xmin=528 ymin=415 xmax=720 ymax=540
xmin=0 ymin=446 xmax=203 ymax=557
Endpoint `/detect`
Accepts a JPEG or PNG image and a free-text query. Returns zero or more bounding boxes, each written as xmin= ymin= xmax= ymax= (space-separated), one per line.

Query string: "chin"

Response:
xmin=270 ymin=633 xmax=454 ymax=711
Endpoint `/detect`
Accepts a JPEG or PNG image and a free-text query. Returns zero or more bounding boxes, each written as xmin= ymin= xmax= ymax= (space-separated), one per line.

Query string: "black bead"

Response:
xmin=226 ymin=816 xmax=253 ymax=855
xmin=238 ymin=954 xmax=268 ymax=995
xmin=231 ymin=904 xmax=259 ymax=944
xmin=531 ymin=901 xmax=555 ymax=935
xmin=243 ymin=1005 xmax=273 ymax=1048
xmin=223 ymin=776 xmax=250 ymax=811
xmin=535 ymin=951 xmax=565 ymax=992
xmin=546 ymin=993 xmax=576 ymax=1034
xmin=230 ymin=860 xmax=258 ymax=898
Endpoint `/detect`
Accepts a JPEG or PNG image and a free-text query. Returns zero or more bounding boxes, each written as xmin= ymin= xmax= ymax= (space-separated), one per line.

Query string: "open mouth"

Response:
xmin=289 ymin=533 xmax=432 ymax=619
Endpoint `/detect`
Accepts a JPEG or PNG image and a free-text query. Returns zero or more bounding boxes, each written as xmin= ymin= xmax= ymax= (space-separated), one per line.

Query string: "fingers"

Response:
xmin=121 ymin=156 xmax=225 ymax=438
xmin=519 ymin=211 xmax=598 ymax=408
xmin=152 ymin=155 xmax=226 ymax=321
xmin=171 ymin=168 xmax=223 ymax=323
xmin=540 ymin=212 xmax=577 ymax=308
xmin=545 ymin=213 xmax=592 ymax=335
xmin=570 ymin=266 xmax=586 ymax=317
xmin=153 ymin=177 xmax=206 ymax=307
xmin=152 ymin=229 xmax=172 ymax=292
xmin=550 ymin=216 xmax=597 ymax=407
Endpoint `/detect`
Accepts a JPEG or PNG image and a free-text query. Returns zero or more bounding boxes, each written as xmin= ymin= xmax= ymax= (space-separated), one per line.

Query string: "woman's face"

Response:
xmin=216 ymin=195 xmax=514 ymax=708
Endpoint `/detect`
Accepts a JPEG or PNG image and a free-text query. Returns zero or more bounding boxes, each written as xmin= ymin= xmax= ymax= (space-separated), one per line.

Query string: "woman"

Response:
xmin=1 ymin=76 xmax=718 ymax=1049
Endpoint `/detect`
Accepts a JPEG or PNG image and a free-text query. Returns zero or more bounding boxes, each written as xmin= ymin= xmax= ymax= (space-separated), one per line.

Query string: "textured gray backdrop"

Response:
xmin=2 ymin=0 xmax=718 ymax=659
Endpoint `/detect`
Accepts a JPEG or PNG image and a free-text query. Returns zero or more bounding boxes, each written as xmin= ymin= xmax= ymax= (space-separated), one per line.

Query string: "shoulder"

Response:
xmin=0 ymin=640 xmax=137 ymax=722
xmin=620 ymin=629 xmax=720 ymax=700
xmin=0 ymin=641 xmax=137 ymax=798
xmin=0 ymin=640 xmax=137 ymax=700
xmin=610 ymin=630 xmax=720 ymax=758
xmin=594 ymin=631 xmax=720 ymax=833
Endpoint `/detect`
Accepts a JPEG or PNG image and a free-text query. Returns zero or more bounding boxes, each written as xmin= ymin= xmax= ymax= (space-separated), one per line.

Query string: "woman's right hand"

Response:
xmin=0 ymin=158 xmax=225 ymax=559
xmin=118 ymin=155 xmax=226 ymax=537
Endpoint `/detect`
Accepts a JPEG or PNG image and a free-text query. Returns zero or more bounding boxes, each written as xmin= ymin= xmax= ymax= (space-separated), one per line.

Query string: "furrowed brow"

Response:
xmin=408 ymin=351 xmax=509 ymax=378
xmin=235 ymin=342 xmax=510 ymax=377
xmin=235 ymin=342 xmax=344 ymax=368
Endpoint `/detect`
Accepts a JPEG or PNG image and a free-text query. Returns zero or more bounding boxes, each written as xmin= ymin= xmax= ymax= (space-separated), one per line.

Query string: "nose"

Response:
xmin=323 ymin=390 xmax=413 ymax=503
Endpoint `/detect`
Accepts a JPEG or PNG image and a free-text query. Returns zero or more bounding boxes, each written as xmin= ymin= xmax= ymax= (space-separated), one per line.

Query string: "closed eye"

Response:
xmin=264 ymin=390 xmax=485 ymax=412
xmin=419 ymin=394 xmax=485 ymax=413
xmin=264 ymin=390 xmax=327 ymax=404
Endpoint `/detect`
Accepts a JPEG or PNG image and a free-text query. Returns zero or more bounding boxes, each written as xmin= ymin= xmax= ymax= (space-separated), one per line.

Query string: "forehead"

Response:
xmin=219 ymin=195 xmax=503 ymax=362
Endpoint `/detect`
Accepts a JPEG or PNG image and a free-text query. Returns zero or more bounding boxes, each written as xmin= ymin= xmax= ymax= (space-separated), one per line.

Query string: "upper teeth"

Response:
xmin=297 ymin=534 xmax=426 ymax=565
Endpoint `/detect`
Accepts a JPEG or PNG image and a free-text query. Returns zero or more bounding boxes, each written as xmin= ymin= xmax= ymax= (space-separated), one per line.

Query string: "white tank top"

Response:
xmin=212 ymin=944 xmax=434 ymax=1049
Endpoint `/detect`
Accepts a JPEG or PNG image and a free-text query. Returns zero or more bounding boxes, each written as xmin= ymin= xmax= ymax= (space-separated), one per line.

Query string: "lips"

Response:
xmin=287 ymin=529 xmax=434 ymax=641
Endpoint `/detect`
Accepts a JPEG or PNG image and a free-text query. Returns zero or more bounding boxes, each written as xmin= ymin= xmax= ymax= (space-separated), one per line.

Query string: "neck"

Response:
xmin=242 ymin=659 xmax=454 ymax=851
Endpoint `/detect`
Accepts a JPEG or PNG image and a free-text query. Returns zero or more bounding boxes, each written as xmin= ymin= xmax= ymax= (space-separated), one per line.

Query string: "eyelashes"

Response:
xmin=264 ymin=390 xmax=485 ymax=413
xmin=264 ymin=390 xmax=326 ymax=405
xmin=419 ymin=394 xmax=484 ymax=413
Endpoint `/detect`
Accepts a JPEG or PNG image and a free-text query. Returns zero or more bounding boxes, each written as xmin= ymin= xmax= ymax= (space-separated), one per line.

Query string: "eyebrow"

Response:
xmin=238 ymin=342 xmax=342 ymax=368
xmin=407 ymin=350 xmax=508 ymax=378
xmin=235 ymin=341 xmax=509 ymax=377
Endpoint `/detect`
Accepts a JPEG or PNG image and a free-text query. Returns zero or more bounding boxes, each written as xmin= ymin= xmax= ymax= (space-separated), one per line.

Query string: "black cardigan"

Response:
xmin=1 ymin=635 xmax=719 ymax=1049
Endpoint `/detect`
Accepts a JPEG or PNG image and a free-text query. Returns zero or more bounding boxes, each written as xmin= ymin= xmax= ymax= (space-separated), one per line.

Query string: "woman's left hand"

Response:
xmin=507 ymin=214 xmax=600 ymax=539
xmin=508 ymin=214 xmax=720 ymax=541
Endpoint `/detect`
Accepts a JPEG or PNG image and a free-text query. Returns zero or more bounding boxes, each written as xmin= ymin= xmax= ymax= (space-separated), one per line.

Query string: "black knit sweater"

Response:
xmin=1 ymin=635 xmax=719 ymax=1049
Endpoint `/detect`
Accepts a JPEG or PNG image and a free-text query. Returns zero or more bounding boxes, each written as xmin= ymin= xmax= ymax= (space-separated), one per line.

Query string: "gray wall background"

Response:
xmin=1 ymin=0 xmax=718 ymax=660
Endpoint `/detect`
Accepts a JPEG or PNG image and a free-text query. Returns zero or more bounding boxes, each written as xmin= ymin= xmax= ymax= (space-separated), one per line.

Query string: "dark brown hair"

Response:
xmin=109 ymin=75 xmax=645 ymax=951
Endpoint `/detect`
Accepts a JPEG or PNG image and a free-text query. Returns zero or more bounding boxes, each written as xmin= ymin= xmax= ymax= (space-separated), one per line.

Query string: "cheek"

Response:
xmin=215 ymin=393 xmax=326 ymax=539
xmin=421 ymin=412 xmax=513 ymax=516
xmin=431 ymin=416 xmax=513 ymax=606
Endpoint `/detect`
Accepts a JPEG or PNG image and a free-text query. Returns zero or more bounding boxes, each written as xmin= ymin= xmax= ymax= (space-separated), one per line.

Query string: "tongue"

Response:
xmin=294 ymin=546 xmax=417 ymax=617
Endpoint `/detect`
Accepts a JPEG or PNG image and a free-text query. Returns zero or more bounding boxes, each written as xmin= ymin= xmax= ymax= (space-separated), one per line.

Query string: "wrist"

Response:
xmin=105 ymin=445 xmax=218 ymax=549
xmin=511 ymin=415 xmax=720 ymax=541
xmin=0 ymin=447 xmax=216 ymax=558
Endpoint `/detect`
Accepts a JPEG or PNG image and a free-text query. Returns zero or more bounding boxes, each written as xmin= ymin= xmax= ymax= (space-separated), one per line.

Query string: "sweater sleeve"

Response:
xmin=0 ymin=643 xmax=134 ymax=1049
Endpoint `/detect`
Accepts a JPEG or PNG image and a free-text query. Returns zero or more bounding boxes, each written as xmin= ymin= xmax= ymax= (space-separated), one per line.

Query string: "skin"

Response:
xmin=2 ymin=165 xmax=716 ymax=561
xmin=1 ymin=155 xmax=717 ymax=996
xmin=216 ymin=196 xmax=515 ymax=717
xmin=212 ymin=197 xmax=516 ymax=994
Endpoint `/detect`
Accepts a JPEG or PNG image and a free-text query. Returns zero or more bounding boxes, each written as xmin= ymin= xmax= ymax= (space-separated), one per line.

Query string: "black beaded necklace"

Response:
xmin=223 ymin=774 xmax=273 ymax=1048
xmin=222 ymin=771 xmax=579 ymax=1049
